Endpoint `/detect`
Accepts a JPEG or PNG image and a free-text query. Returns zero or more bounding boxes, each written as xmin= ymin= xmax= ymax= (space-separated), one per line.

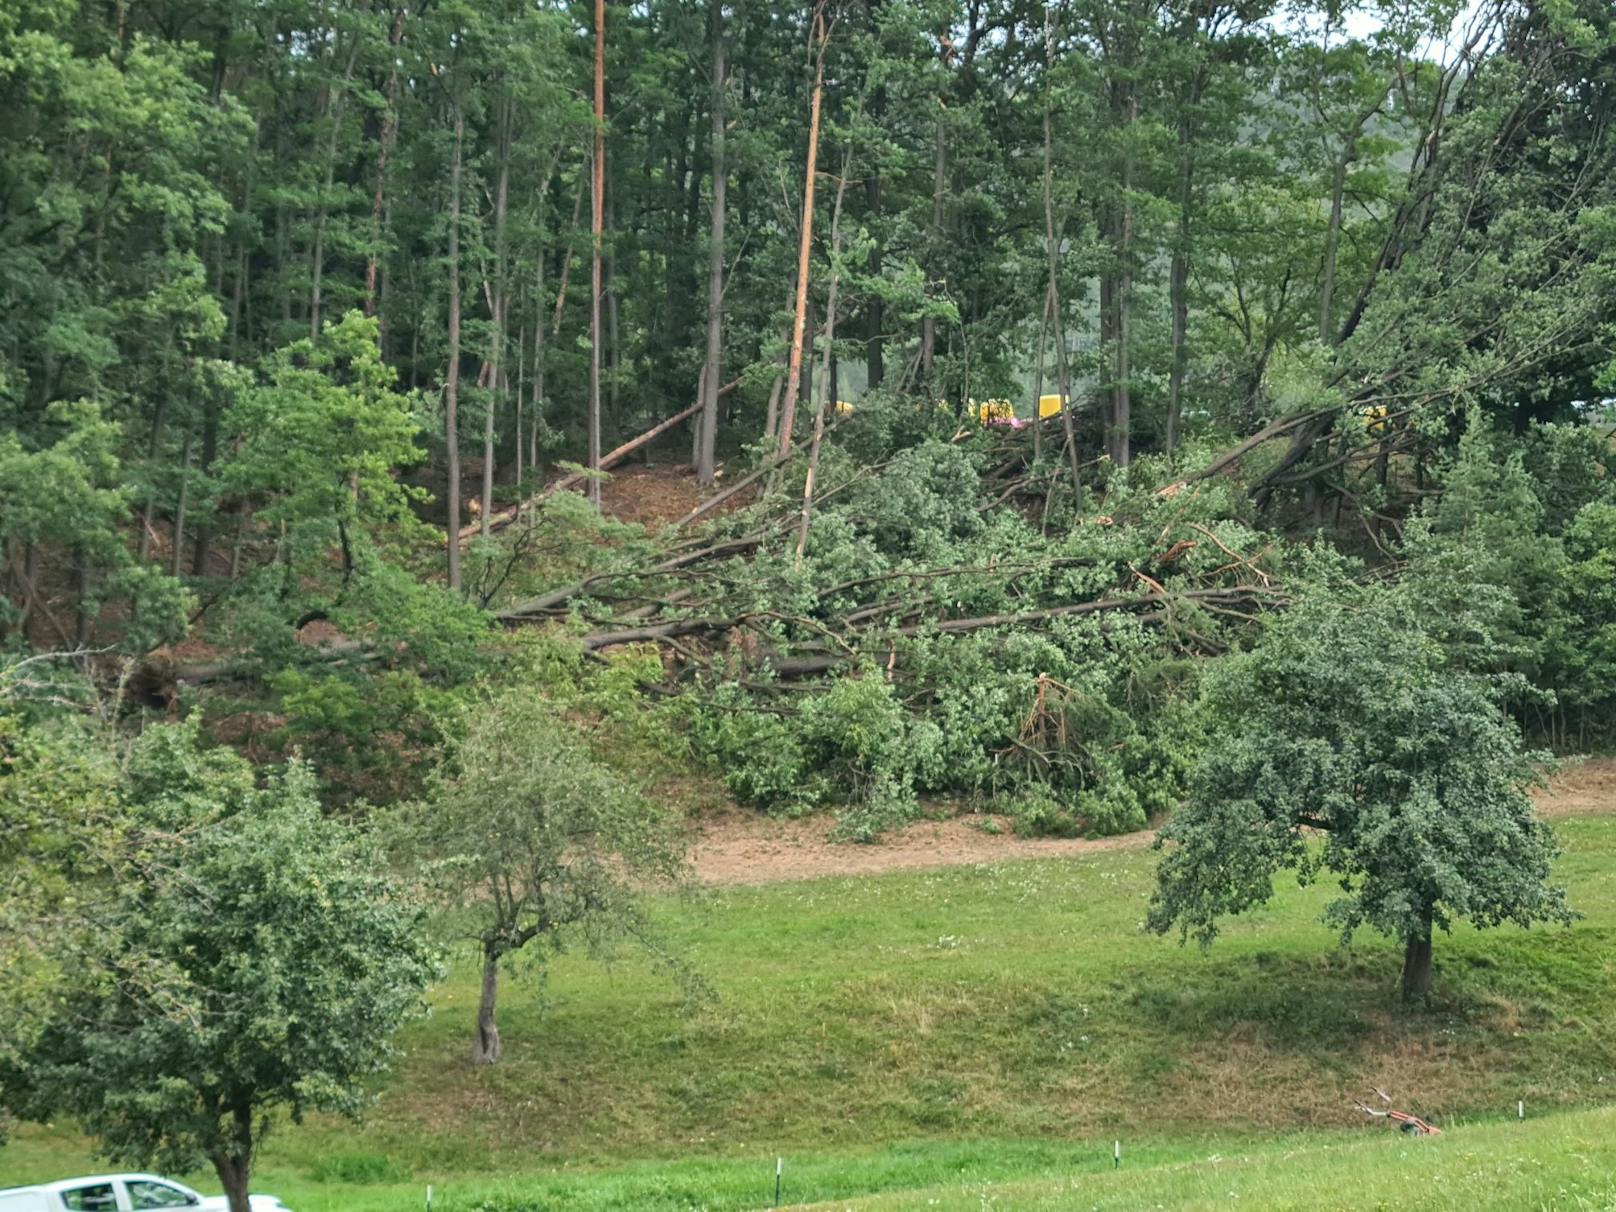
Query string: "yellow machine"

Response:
xmin=975 ymin=399 xmax=1015 ymax=425
xmin=1038 ymin=394 xmax=1063 ymax=419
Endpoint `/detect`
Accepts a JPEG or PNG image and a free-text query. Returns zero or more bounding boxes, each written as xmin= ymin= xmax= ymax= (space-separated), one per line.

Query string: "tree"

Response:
xmin=2 ymin=722 xmax=437 ymax=1212
xmin=1147 ymin=583 xmax=1573 ymax=1001
xmin=403 ymin=691 xmax=687 ymax=1064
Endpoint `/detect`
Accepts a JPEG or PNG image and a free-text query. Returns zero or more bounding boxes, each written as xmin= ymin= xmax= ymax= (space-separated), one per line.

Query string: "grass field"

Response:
xmin=4 ymin=812 xmax=1615 ymax=1210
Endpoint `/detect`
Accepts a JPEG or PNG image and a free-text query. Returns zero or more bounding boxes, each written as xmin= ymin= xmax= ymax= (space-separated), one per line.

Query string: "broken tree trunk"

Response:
xmin=795 ymin=154 xmax=850 ymax=564
xmin=461 ymin=381 xmax=739 ymax=542
xmin=775 ymin=3 xmax=829 ymax=456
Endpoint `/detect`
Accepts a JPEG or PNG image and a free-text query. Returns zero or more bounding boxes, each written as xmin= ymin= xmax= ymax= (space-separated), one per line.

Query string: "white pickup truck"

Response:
xmin=0 ymin=1175 xmax=290 ymax=1212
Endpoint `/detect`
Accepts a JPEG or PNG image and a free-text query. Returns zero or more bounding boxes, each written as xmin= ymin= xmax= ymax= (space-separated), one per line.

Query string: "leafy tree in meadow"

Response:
xmin=402 ymin=691 xmax=688 ymax=1064
xmin=1147 ymin=582 xmax=1573 ymax=1001
xmin=1 ymin=722 xmax=438 ymax=1212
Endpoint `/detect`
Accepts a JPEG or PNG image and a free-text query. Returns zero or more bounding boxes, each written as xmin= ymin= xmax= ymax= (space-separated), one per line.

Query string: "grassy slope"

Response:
xmin=3 ymin=816 xmax=1615 ymax=1209
xmin=815 ymin=1105 xmax=1616 ymax=1210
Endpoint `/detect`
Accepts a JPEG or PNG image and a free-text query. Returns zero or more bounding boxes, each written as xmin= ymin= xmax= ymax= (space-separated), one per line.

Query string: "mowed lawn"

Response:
xmin=5 ymin=812 xmax=1615 ymax=1210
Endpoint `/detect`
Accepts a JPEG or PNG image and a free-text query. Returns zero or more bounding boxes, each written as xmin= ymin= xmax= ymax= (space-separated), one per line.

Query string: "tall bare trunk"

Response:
xmin=514 ymin=289 xmax=525 ymax=494
xmin=1320 ymin=149 xmax=1351 ymax=345
xmin=1167 ymin=133 xmax=1192 ymax=456
xmin=864 ymin=172 xmax=884 ymax=389
xmin=533 ymin=255 xmax=546 ymax=483
xmin=309 ymin=41 xmax=359 ymax=341
xmin=551 ymin=173 xmax=586 ymax=337
xmin=920 ymin=114 xmax=945 ymax=383
xmin=138 ymin=393 xmax=170 ymax=563
xmin=1113 ymin=90 xmax=1135 ymax=469
xmin=483 ymin=95 xmax=512 ymax=536
xmin=588 ymin=0 xmax=606 ymax=509
xmin=697 ymin=5 xmax=726 ymax=487
xmin=171 ymin=430 xmax=193 ymax=578
xmin=445 ymin=102 xmax=465 ymax=593
xmin=1040 ymin=21 xmax=1083 ymax=513
xmin=1031 ymin=280 xmax=1051 ymax=466
xmin=365 ymin=6 xmax=406 ymax=316
xmin=775 ymin=4 xmax=829 ymax=456
xmin=796 ymin=160 xmax=849 ymax=563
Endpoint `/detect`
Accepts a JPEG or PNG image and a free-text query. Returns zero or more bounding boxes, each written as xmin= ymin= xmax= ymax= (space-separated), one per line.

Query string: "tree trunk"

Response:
xmin=171 ymin=430 xmax=193 ymax=578
xmin=211 ymin=1101 xmax=255 ymax=1212
xmin=365 ymin=5 xmax=406 ymax=316
xmin=212 ymin=1156 xmax=251 ymax=1212
xmin=697 ymin=2 xmax=726 ymax=487
xmin=309 ymin=41 xmax=358 ymax=341
xmin=775 ymin=4 xmax=828 ymax=455
xmin=1320 ymin=151 xmax=1350 ymax=345
xmin=864 ymin=171 xmax=884 ymax=389
xmin=483 ymin=95 xmax=512 ymax=536
xmin=588 ymin=0 xmax=606 ymax=509
xmin=473 ymin=950 xmax=503 ymax=1064
xmin=1113 ymin=89 xmax=1136 ymax=469
xmin=1031 ymin=280 xmax=1051 ymax=466
xmin=1167 ymin=133 xmax=1193 ymax=456
xmin=1401 ymin=923 xmax=1434 ymax=1002
xmin=796 ymin=158 xmax=849 ymax=563
xmin=551 ymin=173 xmax=586 ymax=337
xmin=445 ymin=101 xmax=465 ymax=592
xmin=137 ymin=392 xmax=170 ymax=563
xmin=920 ymin=112 xmax=945 ymax=383
xmin=1040 ymin=19 xmax=1083 ymax=513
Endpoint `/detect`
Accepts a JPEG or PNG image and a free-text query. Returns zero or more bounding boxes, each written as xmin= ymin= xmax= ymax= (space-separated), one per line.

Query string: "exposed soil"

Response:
xmin=1535 ymin=756 xmax=1616 ymax=818
xmin=690 ymin=810 xmax=1152 ymax=887
xmin=690 ymin=757 xmax=1616 ymax=887
xmin=597 ymin=450 xmax=754 ymax=528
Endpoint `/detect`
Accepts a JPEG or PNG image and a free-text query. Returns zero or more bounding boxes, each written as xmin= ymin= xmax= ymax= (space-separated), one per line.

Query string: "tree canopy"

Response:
xmin=1147 ymin=577 xmax=1574 ymax=1000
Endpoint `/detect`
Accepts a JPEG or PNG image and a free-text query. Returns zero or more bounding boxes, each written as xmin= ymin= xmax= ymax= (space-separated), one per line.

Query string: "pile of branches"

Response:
xmin=494 ymin=417 xmax=1292 ymax=688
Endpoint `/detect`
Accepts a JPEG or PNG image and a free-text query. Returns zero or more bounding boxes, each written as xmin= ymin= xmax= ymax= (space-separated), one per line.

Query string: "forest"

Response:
xmin=2 ymin=0 xmax=1616 ymax=1208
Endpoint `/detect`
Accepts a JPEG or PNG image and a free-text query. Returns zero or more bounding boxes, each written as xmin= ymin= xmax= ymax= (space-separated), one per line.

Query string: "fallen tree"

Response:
xmin=463 ymin=380 xmax=739 ymax=541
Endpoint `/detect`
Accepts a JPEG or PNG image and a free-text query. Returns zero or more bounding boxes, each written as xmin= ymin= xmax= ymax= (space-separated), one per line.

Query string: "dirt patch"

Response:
xmin=1535 ymin=757 xmax=1616 ymax=818
xmin=597 ymin=458 xmax=758 ymax=529
xmin=690 ymin=811 xmax=1153 ymax=887
xmin=690 ymin=759 xmax=1616 ymax=887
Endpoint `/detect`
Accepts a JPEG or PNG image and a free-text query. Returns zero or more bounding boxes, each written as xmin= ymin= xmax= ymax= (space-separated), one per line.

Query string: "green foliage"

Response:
xmin=0 ymin=708 xmax=121 ymax=1064
xmin=222 ymin=311 xmax=426 ymax=572
xmin=266 ymin=668 xmax=463 ymax=806
xmin=1148 ymin=582 xmax=1574 ymax=995
xmin=397 ymin=689 xmax=692 ymax=1059
xmin=1 ymin=721 xmax=437 ymax=1199
xmin=0 ymin=401 xmax=189 ymax=650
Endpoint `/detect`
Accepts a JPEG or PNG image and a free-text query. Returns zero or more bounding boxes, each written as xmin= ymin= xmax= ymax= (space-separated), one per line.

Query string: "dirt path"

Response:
xmin=691 ymin=757 xmax=1616 ymax=887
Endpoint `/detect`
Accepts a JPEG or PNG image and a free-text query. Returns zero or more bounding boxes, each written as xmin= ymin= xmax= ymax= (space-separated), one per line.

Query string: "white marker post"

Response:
xmin=1518 ymin=1100 xmax=1525 ymax=1120
xmin=1114 ymin=1140 xmax=1121 ymax=1170
xmin=425 ymin=1185 xmax=433 ymax=1211
xmin=774 ymin=1156 xmax=783 ymax=1206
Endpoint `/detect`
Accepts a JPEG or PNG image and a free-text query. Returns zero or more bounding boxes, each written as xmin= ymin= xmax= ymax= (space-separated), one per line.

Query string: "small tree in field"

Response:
xmin=405 ymin=692 xmax=688 ymax=1064
xmin=1147 ymin=587 xmax=1572 ymax=1001
xmin=2 ymin=723 xmax=437 ymax=1212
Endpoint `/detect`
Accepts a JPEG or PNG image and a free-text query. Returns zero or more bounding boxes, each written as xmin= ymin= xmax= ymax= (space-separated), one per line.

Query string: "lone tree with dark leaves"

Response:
xmin=1147 ymin=587 xmax=1572 ymax=1001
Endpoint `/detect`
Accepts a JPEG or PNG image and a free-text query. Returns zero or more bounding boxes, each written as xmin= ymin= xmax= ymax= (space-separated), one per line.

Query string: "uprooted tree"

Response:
xmin=1146 ymin=582 xmax=1574 ymax=1001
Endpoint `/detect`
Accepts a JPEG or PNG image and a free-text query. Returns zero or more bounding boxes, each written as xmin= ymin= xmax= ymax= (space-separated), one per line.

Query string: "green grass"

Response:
xmin=5 ymin=815 xmax=1616 ymax=1209
xmin=814 ymin=1105 xmax=1616 ymax=1210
